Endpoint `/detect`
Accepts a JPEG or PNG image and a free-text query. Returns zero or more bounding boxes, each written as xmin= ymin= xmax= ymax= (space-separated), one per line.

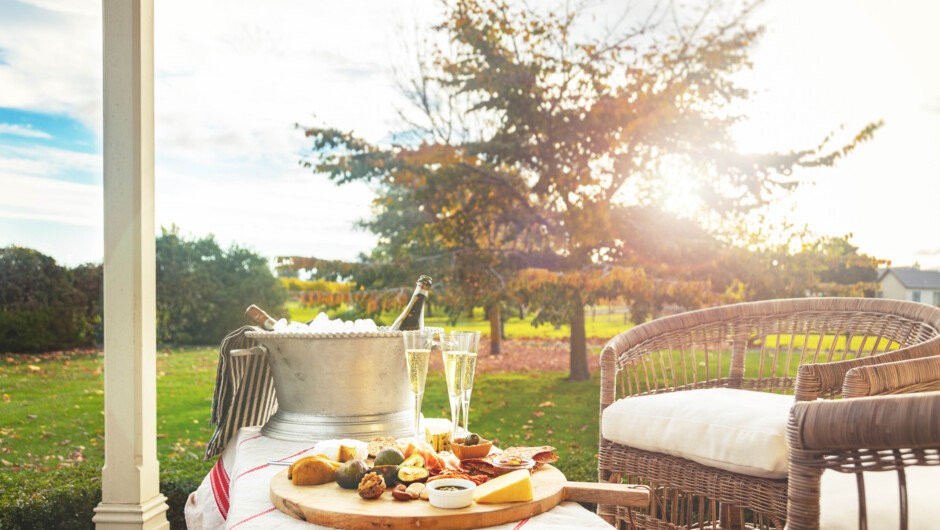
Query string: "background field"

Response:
xmin=0 ymin=307 xmax=620 ymax=527
xmin=0 ymin=347 xmax=601 ymax=477
xmin=288 ymin=302 xmax=632 ymax=340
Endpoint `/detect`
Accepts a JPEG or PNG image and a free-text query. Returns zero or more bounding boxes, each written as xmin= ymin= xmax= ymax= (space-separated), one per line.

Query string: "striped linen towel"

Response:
xmin=204 ymin=326 xmax=278 ymax=460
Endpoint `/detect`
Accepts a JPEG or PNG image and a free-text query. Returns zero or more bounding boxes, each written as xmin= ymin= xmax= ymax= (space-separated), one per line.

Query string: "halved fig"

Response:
xmin=397 ymin=466 xmax=429 ymax=485
xmin=401 ymin=454 xmax=425 ymax=468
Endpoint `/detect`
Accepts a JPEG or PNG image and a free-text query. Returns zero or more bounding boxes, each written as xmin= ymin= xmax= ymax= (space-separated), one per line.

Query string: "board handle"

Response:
xmin=562 ymin=482 xmax=649 ymax=508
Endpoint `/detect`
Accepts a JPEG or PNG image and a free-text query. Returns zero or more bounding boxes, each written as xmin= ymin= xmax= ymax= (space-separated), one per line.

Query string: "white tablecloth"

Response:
xmin=185 ymin=426 xmax=612 ymax=529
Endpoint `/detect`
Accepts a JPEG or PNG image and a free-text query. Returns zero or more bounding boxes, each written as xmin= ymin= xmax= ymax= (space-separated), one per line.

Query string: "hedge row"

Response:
xmin=0 ymin=248 xmax=101 ymax=353
xmin=0 ymin=459 xmax=211 ymax=529
xmin=2 ymin=228 xmax=289 ymax=353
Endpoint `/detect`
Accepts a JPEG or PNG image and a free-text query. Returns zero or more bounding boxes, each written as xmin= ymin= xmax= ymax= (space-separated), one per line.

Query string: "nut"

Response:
xmin=357 ymin=472 xmax=386 ymax=499
xmin=406 ymin=482 xmax=425 ymax=498
xmin=392 ymin=484 xmax=416 ymax=501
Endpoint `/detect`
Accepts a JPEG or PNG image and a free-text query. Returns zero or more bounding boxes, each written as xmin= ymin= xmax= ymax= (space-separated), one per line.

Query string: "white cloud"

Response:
xmin=0 ymin=123 xmax=52 ymax=139
xmin=0 ymin=144 xmax=102 ymax=179
xmin=1 ymin=0 xmax=939 ymax=271
xmin=0 ymin=3 xmax=102 ymax=130
xmin=154 ymin=165 xmax=379 ymax=261
xmin=0 ymin=173 xmax=102 ymax=226
xmin=14 ymin=0 xmax=98 ymax=17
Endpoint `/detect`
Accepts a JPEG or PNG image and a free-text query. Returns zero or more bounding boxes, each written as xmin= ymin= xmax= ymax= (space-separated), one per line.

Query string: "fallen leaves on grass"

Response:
xmin=426 ymin=338 xmax=605 ymax=374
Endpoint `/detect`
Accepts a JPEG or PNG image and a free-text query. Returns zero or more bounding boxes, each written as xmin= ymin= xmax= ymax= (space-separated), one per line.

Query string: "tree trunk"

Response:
xmin=488 ymin=304 xmax=502 ymax=355
xmin=569 ymin=297 xmax=589 ymax=381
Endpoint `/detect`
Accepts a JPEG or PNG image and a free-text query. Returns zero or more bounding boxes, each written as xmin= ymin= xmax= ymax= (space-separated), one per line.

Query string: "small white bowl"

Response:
xmin=426 ymin=478 xmax=476 ymax=509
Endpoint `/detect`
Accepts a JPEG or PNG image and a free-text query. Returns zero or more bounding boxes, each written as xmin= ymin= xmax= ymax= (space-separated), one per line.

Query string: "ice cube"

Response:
xmin=308 ymin=312 xmax=331 ymax=332
xmin=273 ymin=318 xmax=289 ymax=332
xmin=353 ymin=319 xmax=378 ymax=332
xmin=286 ymin=321 xmax=307 ymax=332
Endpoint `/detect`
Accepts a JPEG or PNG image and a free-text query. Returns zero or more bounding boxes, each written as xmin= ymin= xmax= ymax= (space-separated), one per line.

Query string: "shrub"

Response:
xmin=1 ymin=229 xmax=288 ymax=352
xmin=156 ymin=226 xmax=288 ymax=344
xmin=0 ymin=247 xmax=100 ymax=353
xmin=0 ymin=459 xmax=212 ymax=529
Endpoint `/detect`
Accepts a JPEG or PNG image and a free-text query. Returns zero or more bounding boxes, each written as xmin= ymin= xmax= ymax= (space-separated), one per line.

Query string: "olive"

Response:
xmin=465 ymin=433 xmax=480 ymax=446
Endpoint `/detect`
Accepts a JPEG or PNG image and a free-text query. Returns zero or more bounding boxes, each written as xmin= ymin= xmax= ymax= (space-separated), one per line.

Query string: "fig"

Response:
xmin=374 ymin=447 xmax=405 ymax=467
xmin=401 ymin=454 xmax=425 ymax=468
xmin=287 ymin=456 xmax=336 ymax=486
xmin=336 ymin=459 xmax=369 ymax=490
xmin=397 ymin=466 xmax=429 ymax=485
xmin=371 ymin=464 xmax=400 ymax=486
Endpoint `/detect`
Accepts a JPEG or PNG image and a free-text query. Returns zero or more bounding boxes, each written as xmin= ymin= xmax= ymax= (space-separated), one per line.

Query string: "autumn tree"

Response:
xmin=298 ymin=0 xmax=879 ymax=380
xmin=705 ymin=233 xmax=885 ymax=303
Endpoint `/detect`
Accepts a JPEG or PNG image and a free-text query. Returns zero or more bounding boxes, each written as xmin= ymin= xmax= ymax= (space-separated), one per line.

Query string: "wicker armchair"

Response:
xmin=787 ymin=356 xmax=940 ymax=530
xmin=598 ymin=298 xmax=940 ymax=529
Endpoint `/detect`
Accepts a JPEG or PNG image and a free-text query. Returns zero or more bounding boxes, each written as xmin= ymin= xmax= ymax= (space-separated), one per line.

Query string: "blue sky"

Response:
xmin=1 ymin=0 xmax=939 ymax=269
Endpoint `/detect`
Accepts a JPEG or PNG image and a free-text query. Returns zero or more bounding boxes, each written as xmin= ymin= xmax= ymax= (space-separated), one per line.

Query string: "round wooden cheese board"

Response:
xmin=270 ymin=465 xmax=647 ymax=529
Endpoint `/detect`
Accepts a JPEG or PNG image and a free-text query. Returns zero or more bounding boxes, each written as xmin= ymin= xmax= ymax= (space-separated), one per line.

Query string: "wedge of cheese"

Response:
xmin=472 ymin=469 xmax=534 ymax=503
xmin=425 ymin=424 xmax=451 ymax=452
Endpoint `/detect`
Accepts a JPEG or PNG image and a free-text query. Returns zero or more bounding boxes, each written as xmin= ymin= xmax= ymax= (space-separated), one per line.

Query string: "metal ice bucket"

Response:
xmin=240 ymin=327 xmax=440 ymax=442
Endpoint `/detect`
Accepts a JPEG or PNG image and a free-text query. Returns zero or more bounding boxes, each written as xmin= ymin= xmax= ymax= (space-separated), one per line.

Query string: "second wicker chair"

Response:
xmin=598 ymin=298 xmax=940 ymax=529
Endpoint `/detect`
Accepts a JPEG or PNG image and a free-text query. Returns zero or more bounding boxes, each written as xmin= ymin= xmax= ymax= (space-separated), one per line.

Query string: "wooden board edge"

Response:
xmin=270 ymin=466 xmax=570 ymax=529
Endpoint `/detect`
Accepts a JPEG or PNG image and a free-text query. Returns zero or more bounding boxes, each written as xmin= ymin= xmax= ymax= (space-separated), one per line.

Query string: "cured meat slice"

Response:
xmin=462 ymin=446 xmax=558 ymax=476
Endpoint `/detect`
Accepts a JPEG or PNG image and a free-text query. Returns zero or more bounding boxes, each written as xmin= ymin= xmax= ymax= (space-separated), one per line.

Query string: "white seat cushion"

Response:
xmin=817 ymin=465 xmax=940 ymax=530
xmin=602 ymin=388 xmax=793 ymax=479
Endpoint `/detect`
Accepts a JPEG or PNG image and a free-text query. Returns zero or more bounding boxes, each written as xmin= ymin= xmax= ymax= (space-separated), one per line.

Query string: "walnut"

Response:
xmin=357 ymin=472 xmax=386 ymax=499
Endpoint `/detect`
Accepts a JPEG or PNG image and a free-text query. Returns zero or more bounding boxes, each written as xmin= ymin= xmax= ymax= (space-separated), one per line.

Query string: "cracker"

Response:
xmin=367 ymin=436 xmax=398 ymax=457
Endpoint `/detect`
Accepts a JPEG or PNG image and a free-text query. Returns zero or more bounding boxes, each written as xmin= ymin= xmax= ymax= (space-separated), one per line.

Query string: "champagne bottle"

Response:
xmin=390 ymin=275 xmax=432 ymax=331
xmin=245 ymin=304 xmax=277 ymax=330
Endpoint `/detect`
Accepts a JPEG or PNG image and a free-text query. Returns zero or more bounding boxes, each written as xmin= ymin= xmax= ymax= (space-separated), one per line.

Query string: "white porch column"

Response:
xmin=94 ymin=0 xmax=169 ymax=528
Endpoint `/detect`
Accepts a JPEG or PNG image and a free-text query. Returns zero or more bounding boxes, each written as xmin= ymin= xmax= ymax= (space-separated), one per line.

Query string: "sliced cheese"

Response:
xmin=425 ymin=424 xmax=451 ymax=452
xmin=472 ymin=469 xmax=534 ymax=503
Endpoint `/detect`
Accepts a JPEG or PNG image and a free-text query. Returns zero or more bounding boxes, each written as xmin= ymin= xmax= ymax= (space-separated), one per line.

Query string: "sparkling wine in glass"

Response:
xmin=451 ymin=331 xmax=481 ymax=436
xmin=402 ymin=329 xmax=433 ymax=441
xmin=440 ymin=332 xmax=472 ymax=440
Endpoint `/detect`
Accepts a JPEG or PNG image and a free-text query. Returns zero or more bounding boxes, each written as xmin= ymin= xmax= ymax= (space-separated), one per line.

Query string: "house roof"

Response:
xmin=878 ymin=267 xmax=940 ymax=289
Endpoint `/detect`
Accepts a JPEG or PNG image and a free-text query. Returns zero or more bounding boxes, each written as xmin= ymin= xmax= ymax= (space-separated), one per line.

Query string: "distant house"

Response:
xmin=877 ymin=266 xmax=940 ymax=305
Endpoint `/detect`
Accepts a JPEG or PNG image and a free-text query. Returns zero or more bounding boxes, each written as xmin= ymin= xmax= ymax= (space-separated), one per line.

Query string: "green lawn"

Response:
xmin=288 ymin=302 xmax=631 ymax=340
xmin=0 ymin=347 xmax=601 ymax=484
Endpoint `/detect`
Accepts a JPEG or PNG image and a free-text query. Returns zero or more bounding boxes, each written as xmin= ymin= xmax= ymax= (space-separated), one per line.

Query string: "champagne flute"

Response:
xmin=451 ymin=331 xmax=481 ymax=436
xmin=440 ymin=332 xmax=472 ymax=441
xmin=402 ymin=329 xmax=434 ymax=441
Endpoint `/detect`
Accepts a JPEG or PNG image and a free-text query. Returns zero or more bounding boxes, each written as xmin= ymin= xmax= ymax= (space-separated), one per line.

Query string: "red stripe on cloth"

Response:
xmin=233 ymin=444 xmax=319 ymax=481
xmin=216 ymin=457 xmax=230 ymax=507
xmin=229 ymin=507 xmax=276 ymax=528
xmin=218 ymin=455 xmax=230 ymax=483
xmin=277 ymin=444 xmax=319 ymax=463
xmin=235 ymin=463 xmax=269 ymax=480
xmin=511 ymin=518 xmax=530 ymax=530
xmin=237 ymin=434 xmax=265 ymax=448
xmin=209 ymin=459 xmax=230 ymax=519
